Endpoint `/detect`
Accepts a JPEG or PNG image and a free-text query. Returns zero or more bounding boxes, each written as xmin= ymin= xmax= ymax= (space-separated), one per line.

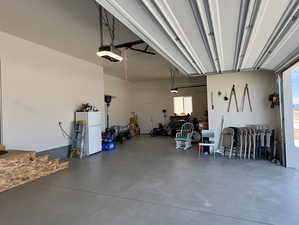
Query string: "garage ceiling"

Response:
xmin=0 ymin=0 xmax=172 ymax=81
xmin=96 ymin=0 xmax=299 ymax=76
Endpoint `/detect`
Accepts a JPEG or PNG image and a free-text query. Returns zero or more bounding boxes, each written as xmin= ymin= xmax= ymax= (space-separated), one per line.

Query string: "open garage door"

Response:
xmin=0 ymin=59 xmax=2 ymax=144
xmin=282 ymin=62 xmax=299 ymax=169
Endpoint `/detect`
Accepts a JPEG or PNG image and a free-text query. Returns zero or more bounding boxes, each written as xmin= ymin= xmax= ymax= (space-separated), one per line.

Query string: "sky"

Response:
xmin=291 ymin=67 xmax=299 ymax=105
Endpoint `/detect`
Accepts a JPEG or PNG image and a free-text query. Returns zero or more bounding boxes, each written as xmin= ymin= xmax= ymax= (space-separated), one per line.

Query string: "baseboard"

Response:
xmin=38 ymin=145 xmax=70 ymax=160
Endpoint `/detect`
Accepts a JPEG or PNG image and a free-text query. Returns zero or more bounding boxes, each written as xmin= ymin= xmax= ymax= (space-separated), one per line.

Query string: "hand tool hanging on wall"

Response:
xmin=241 ymin=83 xmax=253 ymax=112
xmin=211 ymin=91 xmax=214 ymax=110
xmin=227 ymin=85 xmax=239 ymax=112
xmin=224 ymin=91 xmax=229 ymax=101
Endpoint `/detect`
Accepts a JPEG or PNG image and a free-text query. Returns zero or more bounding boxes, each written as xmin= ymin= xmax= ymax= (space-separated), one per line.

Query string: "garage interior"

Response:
xmin=0 ymin=0 xmax=299 ymax=225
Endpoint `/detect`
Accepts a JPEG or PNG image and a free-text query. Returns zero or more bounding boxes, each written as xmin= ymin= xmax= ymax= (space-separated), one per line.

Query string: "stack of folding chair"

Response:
xmin=219 ymin=125 xmax=275 ymax=160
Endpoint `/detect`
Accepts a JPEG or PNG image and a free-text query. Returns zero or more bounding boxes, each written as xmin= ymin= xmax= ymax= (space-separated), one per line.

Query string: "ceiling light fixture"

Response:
xmin=170 ymin=88 xmax=178 ymax=93
xmin=96 ymin=4 xmax=123 ymax=62
xmin=97 ymin=45 xmax=123 ymax=62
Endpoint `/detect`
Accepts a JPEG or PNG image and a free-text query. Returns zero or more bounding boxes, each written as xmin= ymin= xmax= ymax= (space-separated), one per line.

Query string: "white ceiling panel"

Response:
xmin=208 ymin=0 xmax=241 ymax=71
xmin=241 ymin=0 xmax=292 ymax=69
xmin=96 ymin=0 xmax=299 ymax=76
xmin=162 ymin=0 xmax=215 ymax=72
xmin=194 ymin=0 xmax=221 ymax=73
xmin=264 ymin=18 xmax=299 ymax=69
xmin=140 ymin=0 xmax=202 ymax=74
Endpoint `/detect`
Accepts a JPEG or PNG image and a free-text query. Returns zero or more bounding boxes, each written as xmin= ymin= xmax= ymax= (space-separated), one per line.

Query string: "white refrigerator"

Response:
xmin=75 ymin=111 xmax=103 ymax=155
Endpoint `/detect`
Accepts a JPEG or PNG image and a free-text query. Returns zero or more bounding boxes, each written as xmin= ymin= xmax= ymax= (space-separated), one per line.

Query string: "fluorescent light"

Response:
xmin=170 ymin=88 xmax=178 ymax=93
xmin=96 ymin=50 xmax=123 ymax=61
xmin=96 ymin=46 xmax=123 ymax=62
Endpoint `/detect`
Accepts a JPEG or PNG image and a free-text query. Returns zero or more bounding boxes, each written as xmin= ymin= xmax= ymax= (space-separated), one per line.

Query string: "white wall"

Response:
xmin=207 ymin=71 xmax=279 ymax=146
xmin=104 ymin=74 xmax=133 ymax=127
xmin=132 ymin=79 xmax=207 ymax=133
xmin=0 ymin=31 xmax=104 ymax=152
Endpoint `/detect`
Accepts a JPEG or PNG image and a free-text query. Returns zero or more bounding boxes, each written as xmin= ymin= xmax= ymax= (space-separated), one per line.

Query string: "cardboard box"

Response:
xmin=0 ymin=144 xmax=6 ymax=151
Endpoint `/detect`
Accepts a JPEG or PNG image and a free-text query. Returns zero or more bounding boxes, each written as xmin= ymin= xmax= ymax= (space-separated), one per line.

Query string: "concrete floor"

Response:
xmin=1 ymin=136 xmax=299 ymax=225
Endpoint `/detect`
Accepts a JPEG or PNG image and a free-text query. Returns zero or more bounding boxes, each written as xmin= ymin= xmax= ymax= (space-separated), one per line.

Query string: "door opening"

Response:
xmin=0 ymin=59 xmax=3 ymax=144
xmin=282 ymin=62 xmax=299 ymax=168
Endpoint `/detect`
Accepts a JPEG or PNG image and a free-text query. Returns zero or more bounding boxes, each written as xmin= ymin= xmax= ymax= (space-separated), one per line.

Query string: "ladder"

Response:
xmin=70 ymin=121 xmax=87 ymax=158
